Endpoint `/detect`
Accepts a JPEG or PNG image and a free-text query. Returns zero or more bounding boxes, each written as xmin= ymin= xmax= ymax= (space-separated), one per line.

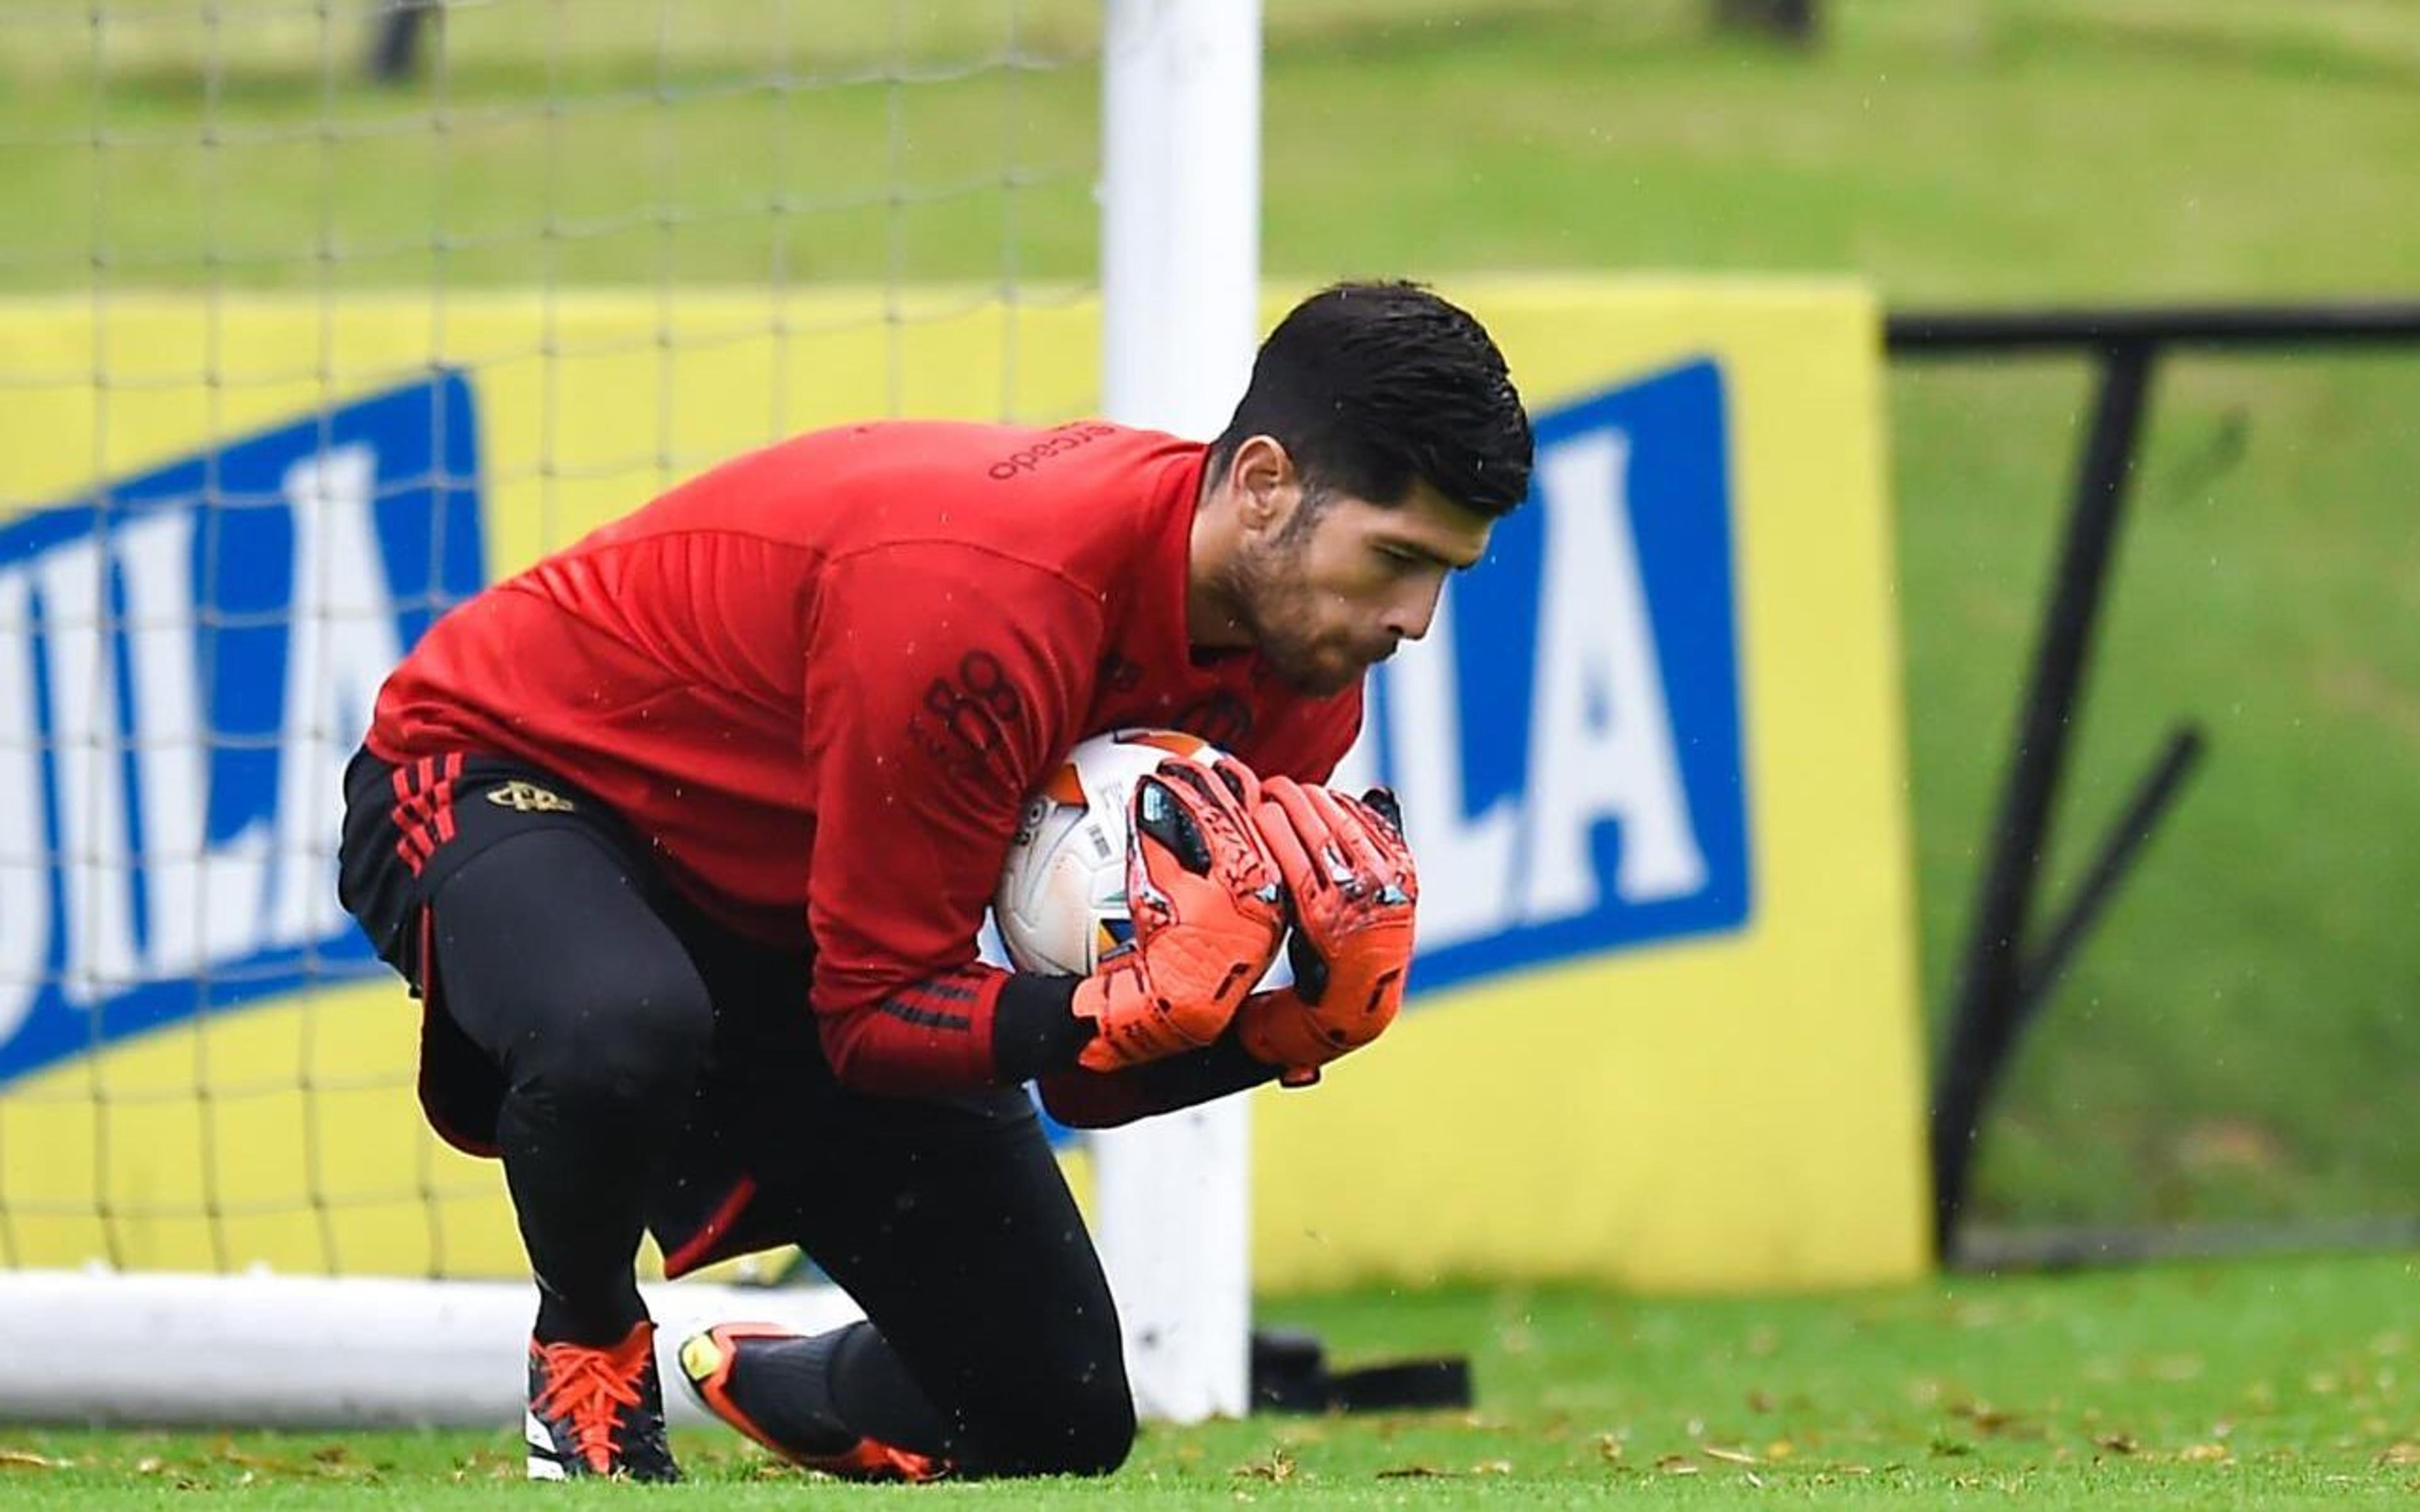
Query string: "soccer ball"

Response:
xmin=993 ymin=728 xmax=1229 ymax=976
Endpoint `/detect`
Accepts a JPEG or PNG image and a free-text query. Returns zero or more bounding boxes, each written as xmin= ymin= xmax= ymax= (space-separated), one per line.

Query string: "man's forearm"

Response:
xmin=1034 ymin=1029 xmax=1279 ymax=1128
xmin=824 ymin=966 xmax=1276 ymax=1117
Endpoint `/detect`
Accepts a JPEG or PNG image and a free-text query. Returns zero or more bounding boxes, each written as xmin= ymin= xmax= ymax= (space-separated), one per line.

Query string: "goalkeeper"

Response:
xmin=335 ymin=282 xmax=1531 ymax=1482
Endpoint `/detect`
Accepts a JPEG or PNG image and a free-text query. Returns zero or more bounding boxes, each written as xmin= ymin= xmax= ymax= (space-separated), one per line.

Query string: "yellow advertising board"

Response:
xmin=1257 ymin=281 xmax=1930 ymax=1290
xmin=0 ymin=278 xmax=1926 ymax=1290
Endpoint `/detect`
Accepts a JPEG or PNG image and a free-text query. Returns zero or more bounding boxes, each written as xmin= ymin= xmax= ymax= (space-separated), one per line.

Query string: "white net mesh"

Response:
xmin=0 ymin=0 xmax=1103 ymax=1280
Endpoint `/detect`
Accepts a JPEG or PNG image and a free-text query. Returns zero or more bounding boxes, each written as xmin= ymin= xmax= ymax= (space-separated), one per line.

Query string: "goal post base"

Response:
xmin=0 ymin=1269 xmax=864 ymax=1429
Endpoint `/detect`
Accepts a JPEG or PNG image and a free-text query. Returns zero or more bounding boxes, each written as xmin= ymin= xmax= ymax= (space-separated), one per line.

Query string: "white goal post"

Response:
xmin=1092 ymin=0 xmax=1264 ymax=1428
xmin=0 ymin=0 xmax=1261 ymax=1429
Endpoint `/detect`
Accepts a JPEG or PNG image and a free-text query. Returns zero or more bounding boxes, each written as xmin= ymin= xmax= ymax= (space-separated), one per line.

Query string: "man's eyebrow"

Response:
xmin=1385 ymin=538 xmax=1484 ymax=572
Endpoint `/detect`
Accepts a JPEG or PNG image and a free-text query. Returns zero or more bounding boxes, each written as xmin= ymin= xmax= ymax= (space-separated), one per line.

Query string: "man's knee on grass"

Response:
xmin=958 ymin=1365 xmax=1135 ymax=1479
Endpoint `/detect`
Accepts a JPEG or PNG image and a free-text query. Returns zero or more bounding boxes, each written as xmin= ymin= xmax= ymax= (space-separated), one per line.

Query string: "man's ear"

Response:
xmin=1229 ymin=434 xmax=1302 ymax=536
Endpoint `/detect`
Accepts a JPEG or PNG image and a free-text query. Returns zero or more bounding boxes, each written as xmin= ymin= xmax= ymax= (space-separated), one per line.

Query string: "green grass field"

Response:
xmin=11 ymin=1254 xmax=2420 ymax=1508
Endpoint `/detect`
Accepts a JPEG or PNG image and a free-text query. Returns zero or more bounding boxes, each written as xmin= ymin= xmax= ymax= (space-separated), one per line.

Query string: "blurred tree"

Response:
xmin=1715 ymin=0 xmax=1819 ymax=45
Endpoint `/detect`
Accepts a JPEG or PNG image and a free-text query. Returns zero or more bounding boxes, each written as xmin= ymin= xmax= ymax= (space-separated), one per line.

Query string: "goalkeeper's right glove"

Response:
xmin=1071 ymin=759 xmax=1288 ymax=1071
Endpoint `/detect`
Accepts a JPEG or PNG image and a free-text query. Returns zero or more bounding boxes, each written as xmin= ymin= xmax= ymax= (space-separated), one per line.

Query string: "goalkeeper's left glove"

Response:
xmin=1235 ymin=779 xmax=1417 ymax=1085
xmin=1071 ymin=758 xmax=1288 ymax=1071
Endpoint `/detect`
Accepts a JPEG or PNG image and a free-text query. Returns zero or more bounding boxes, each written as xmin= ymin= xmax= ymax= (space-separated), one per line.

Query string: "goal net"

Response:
xmin=0 ymin=0 xmax=1258 ymax=1426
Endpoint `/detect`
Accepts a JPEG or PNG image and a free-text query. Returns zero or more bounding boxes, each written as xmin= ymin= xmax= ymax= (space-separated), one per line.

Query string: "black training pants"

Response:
xmin=337 ymin=746 xmax=1131 ymax=1475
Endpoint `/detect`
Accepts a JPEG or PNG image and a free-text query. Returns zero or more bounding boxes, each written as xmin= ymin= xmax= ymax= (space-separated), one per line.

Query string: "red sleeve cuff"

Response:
xmin=814 ymin=963 xmax=1009 ymax=1095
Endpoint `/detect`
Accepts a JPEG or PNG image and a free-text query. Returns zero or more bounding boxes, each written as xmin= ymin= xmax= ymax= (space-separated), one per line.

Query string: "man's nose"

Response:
xmin=1383 ymin=581 xmax=1443 ymax=643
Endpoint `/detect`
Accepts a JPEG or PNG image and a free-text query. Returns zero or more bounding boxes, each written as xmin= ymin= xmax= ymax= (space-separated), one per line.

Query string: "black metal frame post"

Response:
xmin=1886 ymin=302 xmax=2420 ymax=1264
xmin=1926 ymin=341 xmax=2154 ymax=1259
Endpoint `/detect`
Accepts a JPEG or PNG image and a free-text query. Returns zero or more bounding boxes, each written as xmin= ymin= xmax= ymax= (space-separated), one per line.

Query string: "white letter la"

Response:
xmin=0 ymin=568 xmax=49 ymax=1043
xmin=265 ymin=444 xmax=406 ymax=947
xmin=118 ymin=507 xmax=275 ymax=976
xmin=1519 ymin=427 xmax=1708 ymax=922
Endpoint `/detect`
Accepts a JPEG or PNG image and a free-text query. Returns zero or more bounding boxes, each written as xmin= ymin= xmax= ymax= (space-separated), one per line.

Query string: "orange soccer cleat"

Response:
xmin=677 ymin=1322 xmax=944 ymax=1482
xmin=524 ymin=1319 xmax=680 ymax=1482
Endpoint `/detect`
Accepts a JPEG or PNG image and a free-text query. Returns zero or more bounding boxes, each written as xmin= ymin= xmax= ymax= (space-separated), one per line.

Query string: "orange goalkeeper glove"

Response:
xmin=1236 ymin=779 xmax=1418 ymax=1085
xmin=1072 ymin=758 xmax=1288 ymax=1071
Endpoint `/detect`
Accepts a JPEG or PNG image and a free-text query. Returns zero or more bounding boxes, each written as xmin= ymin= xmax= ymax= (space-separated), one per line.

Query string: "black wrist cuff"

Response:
xmin=991 ymin=971 xmax=1092 ymax=1082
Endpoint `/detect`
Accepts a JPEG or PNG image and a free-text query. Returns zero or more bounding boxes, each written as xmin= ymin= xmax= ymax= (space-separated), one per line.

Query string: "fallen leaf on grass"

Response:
xmin=1233 ymin=1448 xmax=1296 ymax=1484
xmin=2096 ymin=1433 xmax=2141 ymax=1455
xmin=1950 ymin=1399 xmax=2020 ymax=1433
xmin=2179 ymin=1443 xmax=2232 ymax=1462
xmin=1596 ymin=1434 xmax=1625 ymax=1464
xmin=1703 ymin=1445 xmax=1760 ymax=1465
xmin=452 ymin=1446 xmax=519 ymax=1482
xmin=1376 ymin=1465 xmax=1447 ymax=1479
xmin=0 ymin=1451 xmax=67 ymax=1470
xmin=1654 ymin=1454 xmax=1700 ymax=1475
xmin=2378 ymin=1442 xmax=2420 ymax=1467
xmin=207 ymin=1438 xmax=340 ymax=1479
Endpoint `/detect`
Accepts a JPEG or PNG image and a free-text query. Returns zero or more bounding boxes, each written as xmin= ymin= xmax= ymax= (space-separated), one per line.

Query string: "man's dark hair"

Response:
xmin=1210 ymin=280 xmax=1533 ymax=518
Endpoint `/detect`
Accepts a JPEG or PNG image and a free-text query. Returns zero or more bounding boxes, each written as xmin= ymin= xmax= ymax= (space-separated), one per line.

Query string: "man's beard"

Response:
xmin=1224 ymin=538 xmax=1354 ymax=696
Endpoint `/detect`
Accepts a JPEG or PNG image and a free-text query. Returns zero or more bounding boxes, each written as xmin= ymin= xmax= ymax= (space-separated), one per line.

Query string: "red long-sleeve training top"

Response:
xmin=367 ymin=420 xmax=1360 ymax=1094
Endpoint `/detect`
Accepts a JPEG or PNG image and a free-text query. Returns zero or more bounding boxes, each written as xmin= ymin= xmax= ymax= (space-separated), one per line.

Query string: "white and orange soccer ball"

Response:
xmin=992 ymin=727 xmax=1228 ymax=976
